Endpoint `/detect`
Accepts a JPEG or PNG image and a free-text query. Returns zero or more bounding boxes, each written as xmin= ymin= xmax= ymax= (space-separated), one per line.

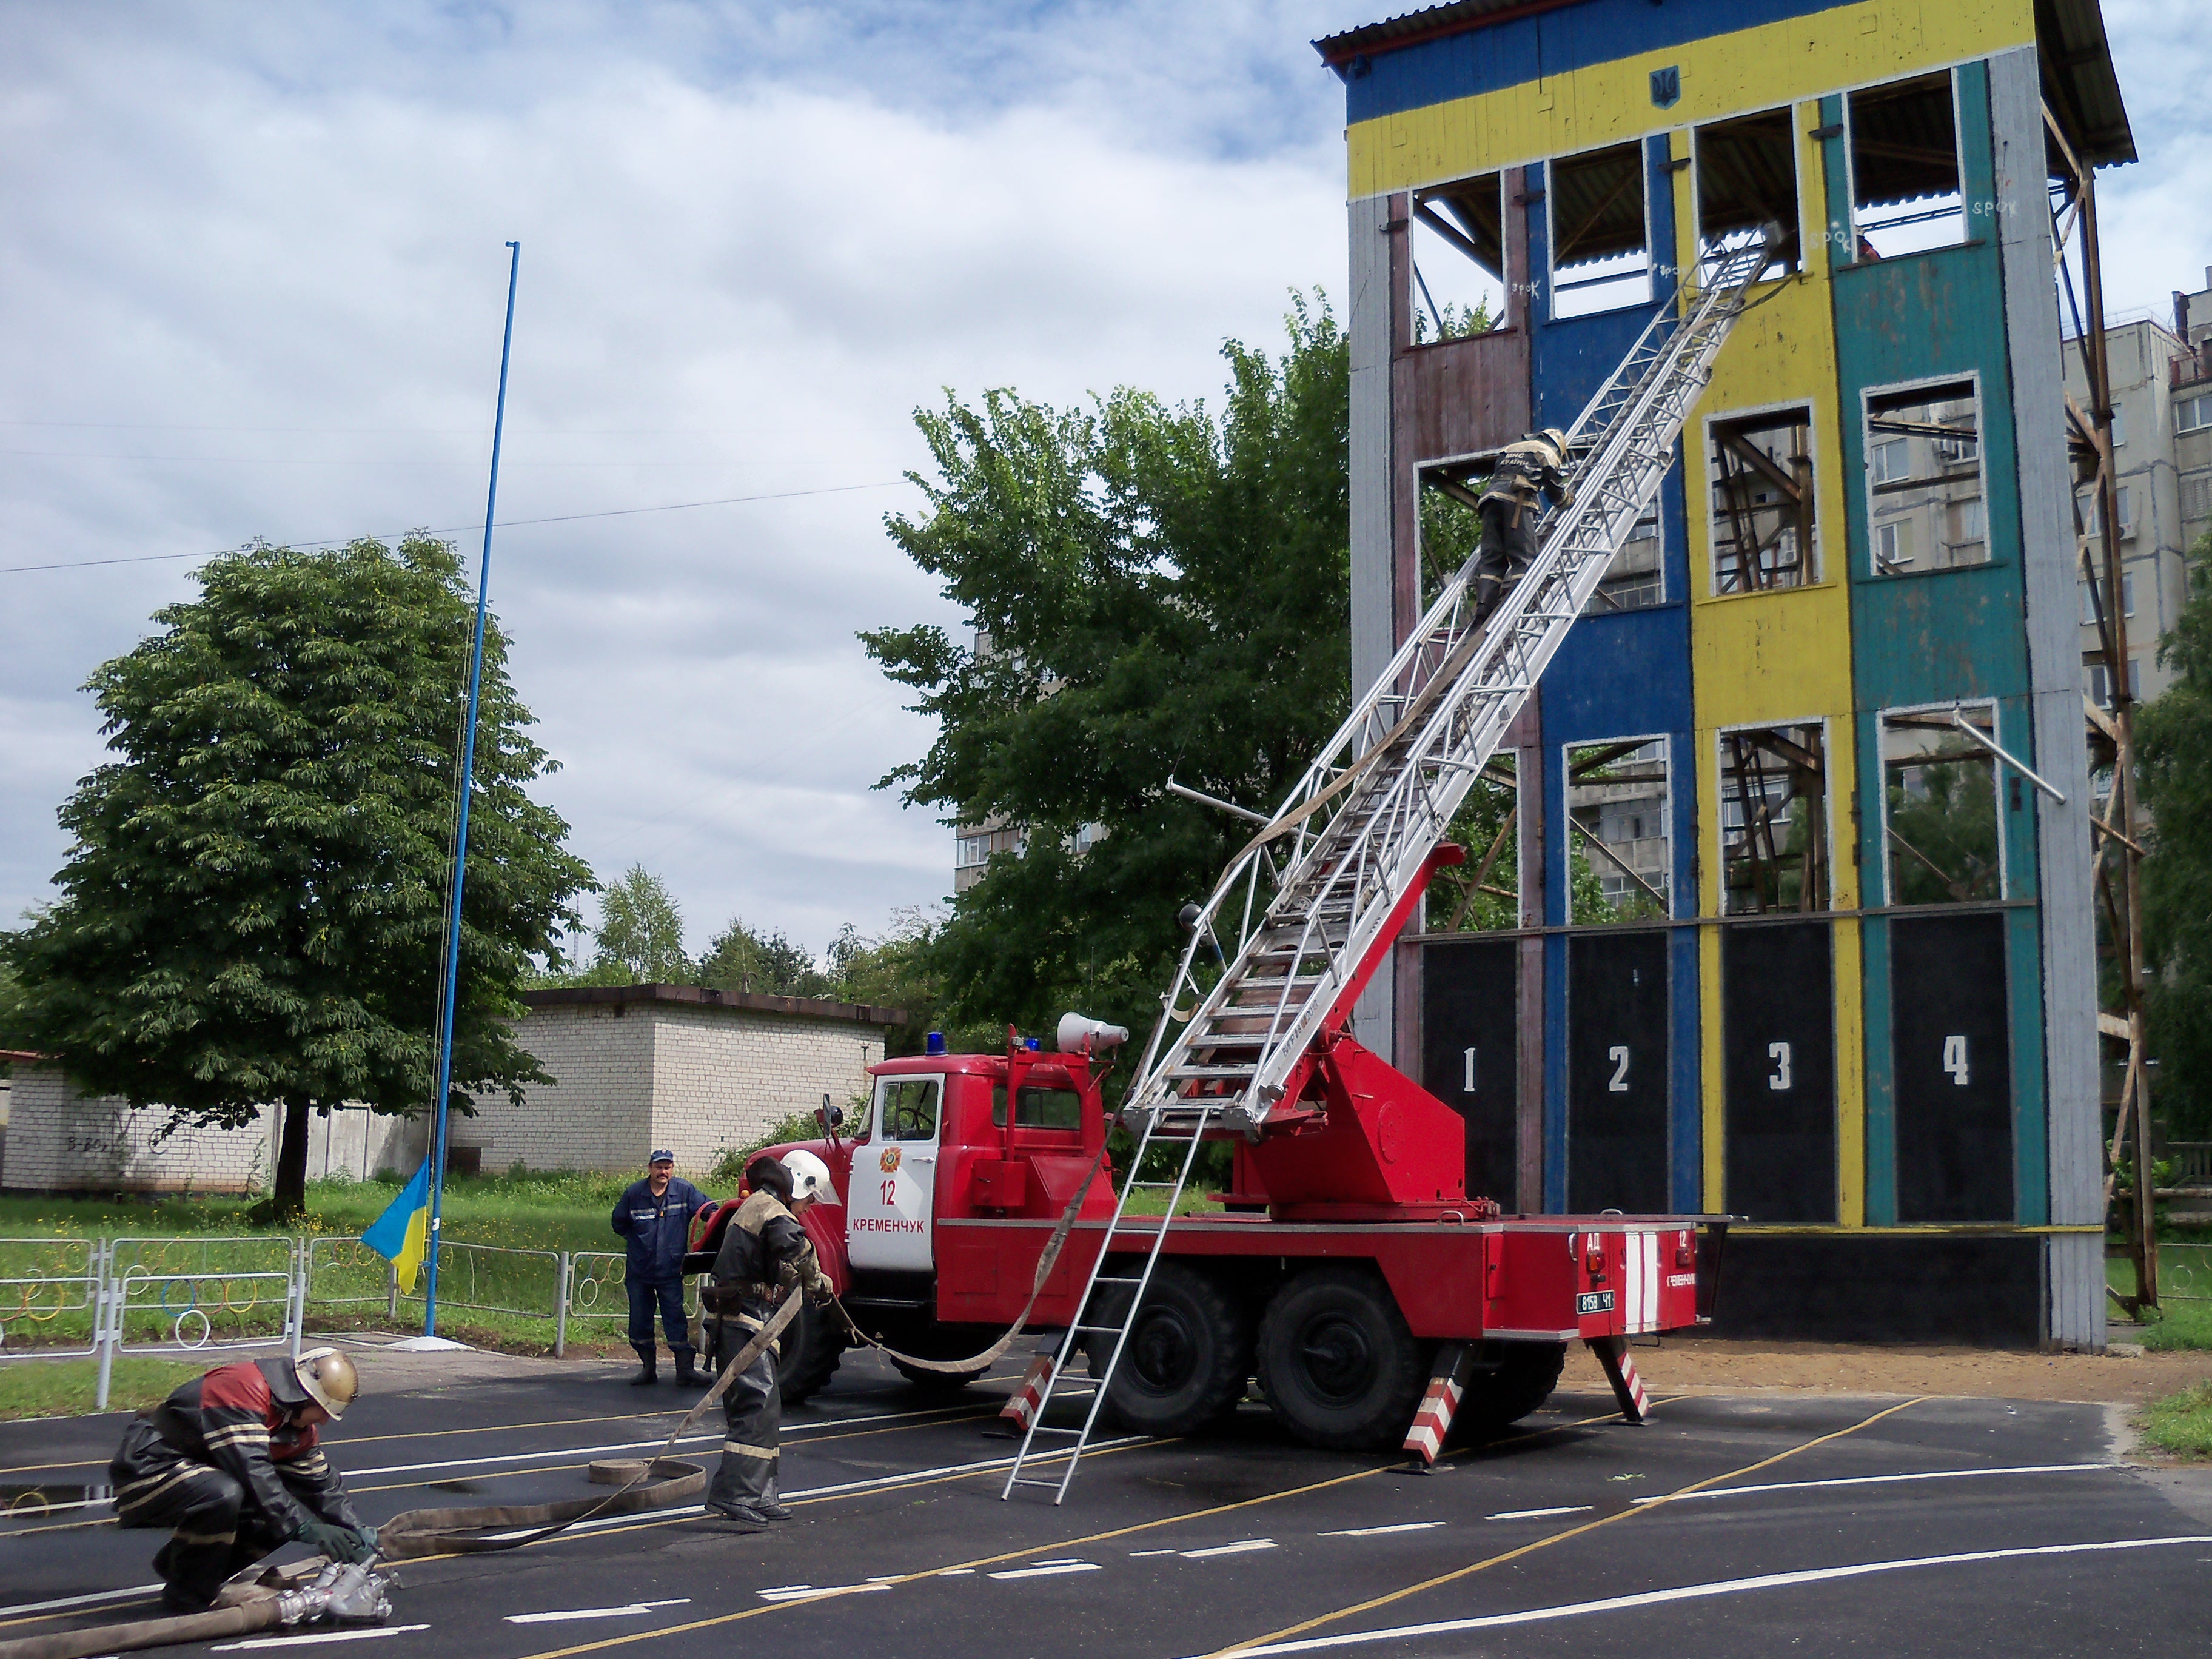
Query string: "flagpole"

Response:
xmin=424 ymin=241 xmax=520 ymax=1339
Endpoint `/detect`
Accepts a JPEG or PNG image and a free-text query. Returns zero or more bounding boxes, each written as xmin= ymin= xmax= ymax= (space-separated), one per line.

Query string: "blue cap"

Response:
xmin=926 ymin=1031 xmax=947 ymax=1055
xmin=649 ymin=1149 xmax=675 ymax=1165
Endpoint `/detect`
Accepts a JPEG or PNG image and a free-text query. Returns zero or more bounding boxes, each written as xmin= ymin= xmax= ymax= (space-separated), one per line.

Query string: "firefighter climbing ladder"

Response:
xmin=1002 ymin=231 xmax=1775 ymax=1503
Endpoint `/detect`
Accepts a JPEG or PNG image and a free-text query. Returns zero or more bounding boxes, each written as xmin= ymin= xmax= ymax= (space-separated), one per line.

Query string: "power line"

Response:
xmin=0 ymin=481 xmax=907 ymax=575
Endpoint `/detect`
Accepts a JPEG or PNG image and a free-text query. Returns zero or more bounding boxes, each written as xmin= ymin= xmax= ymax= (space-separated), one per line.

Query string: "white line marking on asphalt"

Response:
xmin=936 ymin=1570 xmax=975 ymax=1577
xmin=212 ymin=1626 xmax=429 ymax=1651
xmin=988 ymin=1561 xmax=1102 ymax=1581
xmin=477 ymin=1435 xmax=1153 ymax=1546
xmin=503 ymin=1600 xmax=690 ymax=1624
xmin=1486 ymin=1507 xmax=1592 ymax=1521
xmin=1627 ymin=1463 xmax=2120 ymax=1505
xmin=1183 ymin=1539 xmax=1276 ymax=1559
xmin=759 ymin=1583 xmax=890 ymax=1603
xmin=1181 ymin=1534 xmax=2212 ymax=1657
xmin=1321 ymin=1524 xmax=1446 ymax=1538
xmin=757 ymin=1586 xmax=810 ymax=1595
xmin=1128 ymin=1549 xmax=1179 ymax=1558
xmin=0 ymin=1583 xmax=161 ymax=1618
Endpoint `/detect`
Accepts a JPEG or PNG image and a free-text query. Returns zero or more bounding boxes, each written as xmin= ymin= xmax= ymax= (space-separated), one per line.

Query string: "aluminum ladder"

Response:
xmin=1004 ymin=232 xmax=1774 ymax=1503
xmin=999 ymin=1096 xmax=1220 ymax=1502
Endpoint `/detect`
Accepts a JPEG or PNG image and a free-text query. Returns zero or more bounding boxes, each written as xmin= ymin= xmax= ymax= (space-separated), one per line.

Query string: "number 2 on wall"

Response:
xmin=1943 ymin=1034 xmax=1970 ymax=1087
xmin=1607 ymin=1045 xmax=1630 ymax=1093
xmin=1767 ymin=1041 xmax=1792 ymax=1091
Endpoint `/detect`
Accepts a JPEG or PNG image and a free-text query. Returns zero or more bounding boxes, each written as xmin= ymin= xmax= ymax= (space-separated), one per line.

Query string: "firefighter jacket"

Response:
xmin=114 ymin=1358 xmax=361 ymax=1538
xmin=702 ymin=1190 xmax=831 ymax=1329
xmin=1478 ymin=437 xmax=1572 ymax=515
xmin=611 ymin=1176 xmax=714 ymax=1284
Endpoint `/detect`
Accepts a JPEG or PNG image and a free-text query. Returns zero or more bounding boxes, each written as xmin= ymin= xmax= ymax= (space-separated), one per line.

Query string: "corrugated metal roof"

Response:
xmin=2039 ymin=0 xmax=2134 ymax=167
xmin=1313 ymin=0 xmax=1570 ymax=67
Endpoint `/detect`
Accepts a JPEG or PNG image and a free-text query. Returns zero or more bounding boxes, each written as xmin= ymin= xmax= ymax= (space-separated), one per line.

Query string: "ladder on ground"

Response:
xmin=999 ymin=232 xmax=1774 ymax=1503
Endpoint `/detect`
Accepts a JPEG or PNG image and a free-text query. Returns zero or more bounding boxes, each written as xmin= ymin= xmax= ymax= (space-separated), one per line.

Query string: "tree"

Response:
xmin=2139 ymin=531 xmax=2212 ymax=1138
xmin=4 ymin=537 xmax=593 ymax=1219
xmin=592 ymin=865 xmax=692 ymax=983
xmin=861 ymin=295 xmax=1350 ymax=1071
xmin=697 ymin=915 xmax=825 ymax=997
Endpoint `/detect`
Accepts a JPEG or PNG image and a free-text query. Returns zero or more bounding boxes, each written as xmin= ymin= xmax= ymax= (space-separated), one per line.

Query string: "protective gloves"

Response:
xmin=298 ymin=1518 xmax=377 ymax=1563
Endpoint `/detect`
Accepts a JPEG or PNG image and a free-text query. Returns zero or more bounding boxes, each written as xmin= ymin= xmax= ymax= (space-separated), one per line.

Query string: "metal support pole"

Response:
xmin=93 ymin=1243 xmax=115 ymax=1412
xmin=387 ymin=1260 xmax=400 ymax=1322
xmin=288 ymin=1239 xmax=304 ymax=1361
xmin=555 ymin=1253 xmax=570 ymax=1359
xmin=424 ymin=241 xmax=521 ymax=1340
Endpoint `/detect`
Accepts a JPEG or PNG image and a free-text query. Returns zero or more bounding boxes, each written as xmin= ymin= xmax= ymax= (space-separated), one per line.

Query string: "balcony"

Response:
xmin=2171 ymin=343 xmax=2212 ymax=390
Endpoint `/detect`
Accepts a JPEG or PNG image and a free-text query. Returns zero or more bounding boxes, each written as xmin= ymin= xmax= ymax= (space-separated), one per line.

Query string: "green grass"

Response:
xmin=0 ymin=1356 xmax=205 ymax=1422
xmin=2141 ymin=1381 xmax=2212 ymax=1460
xmin=2106 ymin=1246 xmax=2212 ymax=1349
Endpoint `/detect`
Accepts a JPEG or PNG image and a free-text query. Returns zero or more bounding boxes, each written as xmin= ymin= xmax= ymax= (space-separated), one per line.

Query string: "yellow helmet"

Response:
xmin=295 ymin=1347 xmax=360 ymax=1419
xmin=1537 ymin=427 xmax=1569 ymax=457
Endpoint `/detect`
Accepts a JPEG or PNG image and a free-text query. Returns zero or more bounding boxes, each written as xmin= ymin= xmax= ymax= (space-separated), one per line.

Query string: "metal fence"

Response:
xmin=0 ymin=1237 xmax=103 ymax=1359
xmin=0 ymin=1232 xmax=705 ymax=1392
xmin=2160 ymin=1242 xmax=2212 ymax=1303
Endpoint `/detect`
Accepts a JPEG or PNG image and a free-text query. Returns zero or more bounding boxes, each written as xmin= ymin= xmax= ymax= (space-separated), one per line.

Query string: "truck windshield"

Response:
xmin=877 ymin=1078 xmax=940 ymax=1141
xmin=990 ymin=1085 xmax=1082 ymax=1130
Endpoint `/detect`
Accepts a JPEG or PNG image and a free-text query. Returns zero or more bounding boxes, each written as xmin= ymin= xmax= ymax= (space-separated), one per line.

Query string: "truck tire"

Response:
xmin=1091 ymin=1261 xmax=1253 ymax=1435
xmin=778 ymin=1298 xmax=844 ymax=1407
xmin=1450 ymin=1342 xmax=1566 ymax=1439
xmin=1255 ymin=1265 xmax=1429 ymax=1451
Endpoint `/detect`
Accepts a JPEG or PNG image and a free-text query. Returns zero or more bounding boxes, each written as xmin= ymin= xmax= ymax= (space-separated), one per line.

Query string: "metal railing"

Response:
xmin=2159 ymin=1242 xmax=2211 ymax=1303
xmin=0 ymin=1232 xmax=709 ymax=1393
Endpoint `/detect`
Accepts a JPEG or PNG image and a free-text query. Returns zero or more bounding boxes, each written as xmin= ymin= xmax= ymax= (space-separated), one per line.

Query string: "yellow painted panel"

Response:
xmin=1347 ymin=0 xmax=2032 ymax=196
xmin=1700 ymin=923 xmax=1725 ymax=1212
xmin=1834 ymin=916 xmax=1865 ymax=1227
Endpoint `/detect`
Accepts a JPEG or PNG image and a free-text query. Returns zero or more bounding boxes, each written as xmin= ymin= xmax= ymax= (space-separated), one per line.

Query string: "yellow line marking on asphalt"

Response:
xmin=1196 ymin=1396 xmax=1929 ymax=1658
xmin=503 ymin=1398 xmax=1661 ymax=1659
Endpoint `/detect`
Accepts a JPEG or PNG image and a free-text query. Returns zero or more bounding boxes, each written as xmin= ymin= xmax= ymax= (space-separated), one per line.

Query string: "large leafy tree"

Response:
xmin=2139 ymin=532 xmax=2212 ymax=1138
xmin=862 ymin=295 xmax=1350 ymax=1065
xmin=5 ymin=537 xmax=592 ymax=1218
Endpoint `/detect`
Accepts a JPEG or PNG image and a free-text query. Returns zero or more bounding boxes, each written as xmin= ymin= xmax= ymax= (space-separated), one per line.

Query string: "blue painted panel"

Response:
xmin=1529 ymin=135 xmax=1703 ymax=1213
xmin=1343 ymin=0 xmax=1857 ymax=126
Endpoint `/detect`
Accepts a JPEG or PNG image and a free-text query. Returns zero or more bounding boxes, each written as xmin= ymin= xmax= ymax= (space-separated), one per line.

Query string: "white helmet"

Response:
xmin=781 ymin=1148 xmax=834 ymax=1204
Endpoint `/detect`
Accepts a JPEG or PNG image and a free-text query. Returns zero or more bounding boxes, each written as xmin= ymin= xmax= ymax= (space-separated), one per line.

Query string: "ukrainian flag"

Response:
xmin=363 ymin=1160 xmax=433 ymax=1295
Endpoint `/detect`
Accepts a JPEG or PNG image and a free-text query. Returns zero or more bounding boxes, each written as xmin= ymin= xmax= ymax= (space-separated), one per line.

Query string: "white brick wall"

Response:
xmin=2 ymin=992 xmax=894 ymax=1190
xmin=2 ymin=1067 xmax=424 ymax=1193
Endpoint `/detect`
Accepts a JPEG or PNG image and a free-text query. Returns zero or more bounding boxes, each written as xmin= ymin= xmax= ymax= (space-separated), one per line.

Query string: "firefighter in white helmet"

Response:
xmin=110 ymin=1348 xmax=373 ymax=1611
xmin=701 ymin=1149 xmax=836 ymax=1529
xmin=1472 ymin=427 xmax=1575 ymax=626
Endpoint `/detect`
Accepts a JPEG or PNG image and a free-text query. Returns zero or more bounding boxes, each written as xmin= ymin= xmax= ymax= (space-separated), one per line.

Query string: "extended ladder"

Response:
xmin=1002 ymin=232 xmax=1773 ymax=1502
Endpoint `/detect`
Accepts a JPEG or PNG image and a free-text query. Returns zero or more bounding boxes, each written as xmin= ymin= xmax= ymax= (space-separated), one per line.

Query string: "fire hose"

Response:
xmin=2 ymin=1143 xmax=1115 ymax=1658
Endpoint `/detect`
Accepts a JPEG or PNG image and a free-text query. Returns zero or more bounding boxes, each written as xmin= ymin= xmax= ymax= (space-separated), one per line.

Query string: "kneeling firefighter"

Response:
xmin=702 ymin=1150 xmax=835 ymax=1529
xmin=112 ymin=1348 xmax=374 ymax=1612
xmin=1472 ymin=427 xmax=1575 ymax=626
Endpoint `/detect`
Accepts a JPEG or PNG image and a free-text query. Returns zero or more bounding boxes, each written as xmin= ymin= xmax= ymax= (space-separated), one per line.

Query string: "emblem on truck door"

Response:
xmin=880 ymin=1147 xmax=902 ymax=1174
xmin=1577 ymin=1290 xmax=1615 ymax=1315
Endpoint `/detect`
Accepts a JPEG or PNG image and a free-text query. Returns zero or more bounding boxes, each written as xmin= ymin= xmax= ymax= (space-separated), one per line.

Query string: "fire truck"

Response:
xmin=706 ymin=233 xmax=1774 ymax=1490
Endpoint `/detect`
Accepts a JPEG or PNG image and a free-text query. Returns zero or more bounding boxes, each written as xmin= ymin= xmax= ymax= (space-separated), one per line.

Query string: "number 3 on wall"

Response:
xmin=1943 ymin=1034 xmax=1970 ymax=1087
xmin=1767 ymin=1041 xmax=1792 ymax=1091
xmin=1607 ymin=1045 xmax=1630 ymax=1093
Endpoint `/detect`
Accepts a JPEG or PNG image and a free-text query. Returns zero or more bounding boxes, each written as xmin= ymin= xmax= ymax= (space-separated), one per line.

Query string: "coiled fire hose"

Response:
xmin=2 ymin=1144 xmax=1115 ymax=1658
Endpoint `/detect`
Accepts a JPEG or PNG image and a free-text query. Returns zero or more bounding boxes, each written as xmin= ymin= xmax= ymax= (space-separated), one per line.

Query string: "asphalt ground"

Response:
xmin=2 ymin=1349 xmax=2208 ymax=1658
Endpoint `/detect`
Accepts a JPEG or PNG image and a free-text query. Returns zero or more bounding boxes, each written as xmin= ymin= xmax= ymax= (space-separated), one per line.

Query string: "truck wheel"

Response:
xmin=1450 ymin=1342 xmax=1566 ymax=1439
xmin=1093 ymin=1262 xmax=1253 ymax=1435
xmin=778 ymin=1298 xmax=844 ymax=1407
xmin=1255 ymin=1265 xmax=1429 ymax=1451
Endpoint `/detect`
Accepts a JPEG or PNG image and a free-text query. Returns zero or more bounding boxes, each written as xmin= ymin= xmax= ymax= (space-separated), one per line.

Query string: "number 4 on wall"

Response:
xmin=1943 ymin=1033 xmax=1970 ymax=1086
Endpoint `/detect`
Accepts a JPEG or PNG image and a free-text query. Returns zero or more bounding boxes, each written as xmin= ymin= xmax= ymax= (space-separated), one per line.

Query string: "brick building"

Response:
xmin=1 ymin=984 xmax=901 ymax=1193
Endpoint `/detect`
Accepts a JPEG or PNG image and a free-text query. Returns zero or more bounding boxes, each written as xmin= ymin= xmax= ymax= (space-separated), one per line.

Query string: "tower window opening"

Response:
xmin=1550 ymin=142 xmax=1652 ymax=319
xmin=1695 ymin=107 xmax=1801 ymax=277
xmin=1848 ymin=70 xmax=1965 ymax=258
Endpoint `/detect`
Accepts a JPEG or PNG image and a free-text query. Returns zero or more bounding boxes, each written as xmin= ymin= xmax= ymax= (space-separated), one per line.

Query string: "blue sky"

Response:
xmin=1 ymin=2 xmax=2203 ymax=968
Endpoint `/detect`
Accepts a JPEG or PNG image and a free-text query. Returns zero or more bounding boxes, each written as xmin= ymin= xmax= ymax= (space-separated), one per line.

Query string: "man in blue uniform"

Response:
xmin=611 ymin=1150 xmax=716 ymax=1386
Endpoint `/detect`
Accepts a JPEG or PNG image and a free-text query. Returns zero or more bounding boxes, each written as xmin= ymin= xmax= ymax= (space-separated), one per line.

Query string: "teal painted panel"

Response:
xmin=2006 ymin=905 xmax=2048 ymax=1224
xmin=1861 ymin=909 xmax=1896 ymax=1226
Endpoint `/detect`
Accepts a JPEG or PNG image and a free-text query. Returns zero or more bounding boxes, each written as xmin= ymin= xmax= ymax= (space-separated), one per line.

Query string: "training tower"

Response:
xmin=1318 ymin=0 xmax=2134 ymax=1347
